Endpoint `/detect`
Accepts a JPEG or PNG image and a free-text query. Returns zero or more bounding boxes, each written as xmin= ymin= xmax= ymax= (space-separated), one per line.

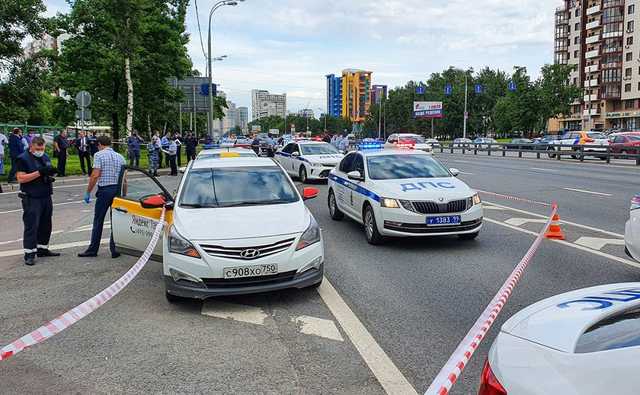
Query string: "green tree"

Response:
xmin=535 ymin=64 xmax=581 ymax=131
xmin=0 ymin=0 xmax=46 ymax=69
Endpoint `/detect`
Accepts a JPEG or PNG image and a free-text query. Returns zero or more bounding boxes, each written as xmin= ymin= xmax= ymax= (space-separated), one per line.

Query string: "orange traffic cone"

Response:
xmin=545 ymin=213 xmax=565 ymax=240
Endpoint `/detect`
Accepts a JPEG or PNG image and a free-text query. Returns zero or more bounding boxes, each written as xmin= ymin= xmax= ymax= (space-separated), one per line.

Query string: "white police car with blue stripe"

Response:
xmin=275 ymin=141 xmax=344 ymax=183
xmin=482 ymin=283 xmax=640 ymax=394
xmin=327 ymin=145 xmax=483 ymax=244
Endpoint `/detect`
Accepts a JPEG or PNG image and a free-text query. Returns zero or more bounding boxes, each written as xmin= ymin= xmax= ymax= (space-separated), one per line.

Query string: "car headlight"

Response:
xmin=168 ymin=225 xmax=201 ymax=258
xmin=380 ymin=198 xmax=400 ymax=208
xmin=472 ymin=193 xmax=482 ymax=205
xmin=631 ymin=195 xmax=640 ymax=211
xmin=296 ymin=216 xmax=321 ymax=251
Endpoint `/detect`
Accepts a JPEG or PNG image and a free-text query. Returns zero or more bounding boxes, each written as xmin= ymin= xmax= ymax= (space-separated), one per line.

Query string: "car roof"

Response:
xmin=198 ymin=147 xmax=254 ymax=155
xmin=294 ymin=141 xmax=330 ymax=145
xmin=191 ymin=157 xmax=277 ymax=170
xmin=358 ymin=148 xmax=432 ymax=158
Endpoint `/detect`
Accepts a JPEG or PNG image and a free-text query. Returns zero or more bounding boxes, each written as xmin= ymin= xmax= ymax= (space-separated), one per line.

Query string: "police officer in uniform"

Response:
xmin=16 ymin=136 xmax=60 ymax=266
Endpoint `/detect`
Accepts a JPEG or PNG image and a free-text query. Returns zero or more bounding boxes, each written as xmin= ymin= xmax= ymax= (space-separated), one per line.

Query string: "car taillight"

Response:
xmin=631 ymin=195 xmax=640 ymax=211
xmin=397 ymin=140 xmax=415 ymax=149
xmin=478 ymin=359 xmax=507 ymax=395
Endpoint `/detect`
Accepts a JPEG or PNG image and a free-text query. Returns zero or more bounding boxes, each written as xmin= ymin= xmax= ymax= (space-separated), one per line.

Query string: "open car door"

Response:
xmin=111 ymin=167 xmax=174 ymax=261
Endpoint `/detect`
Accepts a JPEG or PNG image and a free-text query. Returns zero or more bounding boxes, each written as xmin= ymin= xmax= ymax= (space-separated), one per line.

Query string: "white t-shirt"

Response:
xmin=0 ymin=133 xmax=8 ymax=157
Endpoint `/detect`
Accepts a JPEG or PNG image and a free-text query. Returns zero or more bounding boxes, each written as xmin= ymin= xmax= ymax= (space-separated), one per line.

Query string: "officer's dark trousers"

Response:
xmin=168 ymin=154 xmax=177 ymax=176
xmin=177 ymin=146 xmax=182 ymax=166
xmin=9 ymin=156 xmax=19 ymax=182
xmin=128 ymin=151 xmax=140 ymax=168
xmin=78 ymin=151 xmax=92 ymax=175
xmin=87 ymin=185 xmax=118 ymax=255
xmin=22 ymin=196 xmax=53 ymax=253
xmin=57 ymin=150 xmax=67 ymax=176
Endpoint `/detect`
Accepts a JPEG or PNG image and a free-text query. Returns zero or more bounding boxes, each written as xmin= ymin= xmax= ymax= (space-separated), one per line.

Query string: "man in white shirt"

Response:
xmin=0 ymin=132 xmax=8 ymax=176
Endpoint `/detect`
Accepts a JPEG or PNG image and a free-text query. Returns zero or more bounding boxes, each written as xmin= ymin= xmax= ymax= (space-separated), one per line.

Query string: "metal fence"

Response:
xmin=437 ymin=143 xmax=640 ymax=166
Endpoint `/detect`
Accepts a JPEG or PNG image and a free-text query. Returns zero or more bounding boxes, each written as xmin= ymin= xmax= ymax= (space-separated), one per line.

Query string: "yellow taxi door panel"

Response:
xmin=111 ymin=168 xmax=173 ymax=259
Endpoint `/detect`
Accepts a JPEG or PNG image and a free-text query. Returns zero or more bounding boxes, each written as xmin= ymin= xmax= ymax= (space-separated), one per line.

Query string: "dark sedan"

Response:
xmin=505 ymin=138 xmax=534 ymax=150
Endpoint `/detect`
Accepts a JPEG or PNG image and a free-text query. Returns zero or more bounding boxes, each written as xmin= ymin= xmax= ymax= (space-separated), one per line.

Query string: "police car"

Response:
xmin=110 ymin=154 xmax=324 ymax=302
xmin=327 ymin=144 xmax=483 ymax=244
xmin=196 ymin=146 xmax=257 ymax=160
xmin=275 ymin=141 xmax=344 ymax=183
xmin=482 ymin=283 xmax=640 ymax=395
xmin=625 ymin=194 xmax=640 ymax=262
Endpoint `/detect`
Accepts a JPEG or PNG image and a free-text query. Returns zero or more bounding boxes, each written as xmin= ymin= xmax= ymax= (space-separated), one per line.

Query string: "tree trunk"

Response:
xmin=125 ymin=55 xmax=134 ymax=136
xmin=111 ymin=75 xmax=120 ymax=141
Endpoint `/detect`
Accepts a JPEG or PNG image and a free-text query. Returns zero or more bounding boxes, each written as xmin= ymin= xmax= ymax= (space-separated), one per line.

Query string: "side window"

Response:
xmin=282 ymin=143 xmax=294 ymax=154
xmin=292 ymin=144 xmax=300 ymax=154
xmin=353 ymin=154 xmax=364 ymax=175
xmin=120 ymin=169 xmax=167 ymax=202
xmin=339 ymin=153 xmax=356 ymax=173
xmin=388 ymin=134 xmax=397 ymax=144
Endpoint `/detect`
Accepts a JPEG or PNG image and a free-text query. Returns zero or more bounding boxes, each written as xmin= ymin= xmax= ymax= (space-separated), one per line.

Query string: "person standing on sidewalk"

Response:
xmin=16 ymin=136 xmax=60 ymax=266
xmin=78 ymin=136 xmax=125 ymax=259
xmin=0 ymin=131 xmax=8 ymax=177
xmin=175 ymin=132 xmax=183 ymax=167
xmin=88 ymin=131 xmax=99 ymax=157
xmin=53 ymin=130 xmax=69 ymax=177
xmin=162 ymin=135 xmax=178 ymax=176
xmin=185 ymin=132 xmax=197 ymax=161
xmin=75 ymin=130 xmax=93 ymax=176
xmin=147 ymin=135 xmax=161 ymax=176
xmin=8 ymin=128 xmax=25 ymax=183
xmin=127 ymin=131 xmax=143 ymax=168
xmin=160 ymin=132 xmax=170 ymax=168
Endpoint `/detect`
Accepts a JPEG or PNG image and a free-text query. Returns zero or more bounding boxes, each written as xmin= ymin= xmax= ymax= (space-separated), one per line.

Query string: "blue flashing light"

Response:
xmin=358 ymin=142 xmax=383 ymax=151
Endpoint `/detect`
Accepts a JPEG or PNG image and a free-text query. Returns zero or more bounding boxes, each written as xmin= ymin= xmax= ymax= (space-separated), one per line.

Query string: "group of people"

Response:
xmin=138 ymin=131 xmax=198 ymax=177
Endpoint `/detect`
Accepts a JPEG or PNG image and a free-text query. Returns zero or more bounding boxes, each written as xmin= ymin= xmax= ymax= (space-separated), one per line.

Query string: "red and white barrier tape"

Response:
xmin=0 ymin=209 xmax=166 ymax=361
xmin=475 ymin=189 xmax=551 ymax=207
xmin=425 ymin=204 xmax=558 ymax=395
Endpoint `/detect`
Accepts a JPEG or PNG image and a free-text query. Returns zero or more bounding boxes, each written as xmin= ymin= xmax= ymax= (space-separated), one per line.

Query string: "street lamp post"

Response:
xmin=207 ymin=1 xmax=243 ymax=138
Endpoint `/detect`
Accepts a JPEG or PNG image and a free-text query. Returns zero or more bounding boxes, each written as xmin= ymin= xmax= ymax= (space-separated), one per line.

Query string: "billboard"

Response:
xmin=168 ymin=77 xmax=217 ymax=113
xmin=413 ymin=101 xmax=443 ymax=119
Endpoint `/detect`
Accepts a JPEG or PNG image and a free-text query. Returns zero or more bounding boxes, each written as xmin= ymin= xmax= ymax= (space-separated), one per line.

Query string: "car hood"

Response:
xmin=173 ymin=202 xmax=310 ymax=241
xmin=501 ymin=283 xmax=640 ymax=352
xmin=371 ymin=177 xmax=475 ymax=201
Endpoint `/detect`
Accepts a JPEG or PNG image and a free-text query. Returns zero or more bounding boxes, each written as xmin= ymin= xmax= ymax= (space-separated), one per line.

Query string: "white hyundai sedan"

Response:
xmin=483 ymin=283 xmax=640 ymax=395
xmin=625 ymin=194 xmax=640 ymax=261
xmin=110 ymin=154 xmax=324 ymax=302
xmin=327 ymin=147 xmax=483 ymax=244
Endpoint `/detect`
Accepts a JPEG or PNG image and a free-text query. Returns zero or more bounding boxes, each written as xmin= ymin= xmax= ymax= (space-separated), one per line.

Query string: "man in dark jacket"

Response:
xmin=8 ymin=128 xmax=25 ymax=183
xmin=184 ymin=132 xmax=198 ymax=161
xmin=53 ymin=130 xmax=70 ymax=177
xmin=75 ymin=130 xmax=92 ymax=175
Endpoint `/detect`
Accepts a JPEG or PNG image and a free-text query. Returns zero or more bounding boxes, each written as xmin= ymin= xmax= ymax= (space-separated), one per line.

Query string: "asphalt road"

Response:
xmin=1 ymin=156 xmax=638 ymax=394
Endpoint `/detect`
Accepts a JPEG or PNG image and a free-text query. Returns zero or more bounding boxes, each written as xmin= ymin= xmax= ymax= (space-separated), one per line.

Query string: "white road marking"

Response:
xmin=484 ymin=218 xmax=640 ymax=270
xmin=483 ymin=201 xmax=625 ymax=238
xmin=563 ymin=187 xmax=612 ymax=197
xmin=318 ymin=278 xmax=418 ymax=395
xmin=505 ymin=218 xmax=549 ymax=227
xmin=0 ymin=239 xmax=108 ymax=258
xmin=574 ymin=237 xmax=626 ymax=251
xmin=293 ymin=315 xmax=344 ymax=342
xmin=481 ymin=205 xmax=506 ymax=211
xmin=531 ymin=167 xmax=554 ymax=172
xmin=201 ymin=301 xmax=270 ymax=326
xmin=0 ymin=200 xmax=88 ymax=215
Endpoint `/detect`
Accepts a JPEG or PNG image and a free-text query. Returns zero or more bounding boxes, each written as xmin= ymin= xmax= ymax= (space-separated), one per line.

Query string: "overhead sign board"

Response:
xmin=414 ymin=101 xmax=443 ymax=119
xmin=169 ymin=77 xmax=217 ymax=113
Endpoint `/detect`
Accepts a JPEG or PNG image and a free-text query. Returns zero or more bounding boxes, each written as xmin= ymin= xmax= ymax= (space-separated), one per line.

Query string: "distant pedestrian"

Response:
xmin=16 ymin=136 xmax=60 ymax=266
xmin=8 ymin=128 xmax=25 ymax=183
xmin=162 ymin=135 xmax=178 ymax=176
xmin=148 ymin=135 xmax=161 ymax=176
xmin=78 ymin=135 xmax=126 ymax=259
xmin=185 ymin=132 xmax=197 ymax=161
xmin=160 ymin=132 xmax=170 ymax=167
xmin=88 ymin=131 xmax=99 ymax=156
xmin=0 ymin=131 xmax=8 ymax=177
xmin=175 ymin=132 xmax=183 ymax=166
xmin=53 ymin=130 xmax=69 ymax=177
xmin=127 ymin=131 xmax=143 ymax=168
xmin=75 ymin=130 xmax=93 ymax=175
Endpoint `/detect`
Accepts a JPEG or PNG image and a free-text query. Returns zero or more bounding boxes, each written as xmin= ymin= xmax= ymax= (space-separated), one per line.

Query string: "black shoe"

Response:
xmin=78 ymin=251 xmax=98 ymax=258
xmin=111 ymin=252 xmax=121 ymax=259
xmin=37 ymin=248 xmax=61 ymax=257
xmin=24 ymin=253 xmax=36 ymax=266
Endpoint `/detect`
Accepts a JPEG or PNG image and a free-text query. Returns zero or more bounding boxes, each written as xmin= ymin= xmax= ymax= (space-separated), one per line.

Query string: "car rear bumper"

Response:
xmin=165 ymin=264 xmax=324 ymax=299
xmin=626 ymin=219 xmax=640 ymax=262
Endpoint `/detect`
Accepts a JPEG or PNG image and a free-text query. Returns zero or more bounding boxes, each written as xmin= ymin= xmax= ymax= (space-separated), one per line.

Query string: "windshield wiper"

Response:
xmin=180 ymin=203 xmax=211 ymax=208
xmin=219 ymin=200 xmax=293 ymax=208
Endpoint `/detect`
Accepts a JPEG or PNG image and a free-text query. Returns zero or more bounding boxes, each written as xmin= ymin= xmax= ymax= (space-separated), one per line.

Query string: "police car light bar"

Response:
xmin=358 ymin=142 xmax=383 ymax=150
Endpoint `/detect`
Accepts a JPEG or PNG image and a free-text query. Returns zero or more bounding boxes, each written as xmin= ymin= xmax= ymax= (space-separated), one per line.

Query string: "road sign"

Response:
xmin=508 ymin=81 xmax=517 ymax=92
xmin=444 ymin=84 xmax=453 ymax=96
xmin=75 ymin=91 xmax=92 ymax=108
xmin=199 ymin=83 xmax=217 ymax=97
xmin=416 ymin=86 xmax=426 ymax=95
xmin=475 ymin=84 xmax=484 ymax=94
xmin=75 ymin=109 xmax=91 ymax=121
xmin=413 ymin=102 xmax=443 ymax=119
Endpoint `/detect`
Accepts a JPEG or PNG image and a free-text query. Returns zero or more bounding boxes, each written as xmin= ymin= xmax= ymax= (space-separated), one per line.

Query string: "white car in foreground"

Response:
xmin=625 ymin=194 xmax=640 ymax=261
xmin=275 ymin=141 xmax=344 ymax=183
xmin=111 ymin=155 xmax=324 ymax=302
xmin=196 ymin=147 xmax=257 ymax=160
xmin=327 ymin=148 xmax=483 ymax=244
xmin=385 ymin=133 xmax=433 ymax=152
xmin=483 ymin=283 xmax=640 ymax=395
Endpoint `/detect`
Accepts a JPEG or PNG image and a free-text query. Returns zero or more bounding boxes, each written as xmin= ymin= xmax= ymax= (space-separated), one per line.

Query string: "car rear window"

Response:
xmin=587 ymin=132 xmax=607 ymax=139
xmin=575 ymin=307 xmax=640 ymax=353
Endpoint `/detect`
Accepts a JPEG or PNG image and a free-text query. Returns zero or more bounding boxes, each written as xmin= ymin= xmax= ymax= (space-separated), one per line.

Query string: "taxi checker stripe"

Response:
xmin=329 ymin=174 xmax=381 ymax=202
xmin=0 ymin=209 xmax=166 ymax=362
xmin=424 ymin=204 xmax=558 ymax=395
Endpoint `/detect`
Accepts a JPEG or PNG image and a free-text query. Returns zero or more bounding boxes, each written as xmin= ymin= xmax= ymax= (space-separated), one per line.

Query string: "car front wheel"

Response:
xmin=299 ymin=166 xmax=308 ymax=184
xmin=328 ymin=190 xmax=344 ymax=220
xmin=364 ymin=205 xmax=383 ymax=245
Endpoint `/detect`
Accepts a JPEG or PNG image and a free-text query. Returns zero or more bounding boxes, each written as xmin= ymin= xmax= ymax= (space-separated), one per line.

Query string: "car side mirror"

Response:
xmin=140 ymin=193 xmax=166 ymax=209
xmin=292 ymin=151 xmax=300 ymax=157
xmin=302 ymin=187 xmax=319 ymax=201
xmin=449 ymin=168 xmax=460 ymax=177
xmin=347 ymin=170 xmax=364 ymax=181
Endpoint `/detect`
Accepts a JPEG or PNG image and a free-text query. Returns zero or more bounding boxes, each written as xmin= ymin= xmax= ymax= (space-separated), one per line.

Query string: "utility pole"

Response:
xmin=463 ymin=73 xmax=468 ymax=140
xmin=378 ymin=99 xmax=382 ymax=139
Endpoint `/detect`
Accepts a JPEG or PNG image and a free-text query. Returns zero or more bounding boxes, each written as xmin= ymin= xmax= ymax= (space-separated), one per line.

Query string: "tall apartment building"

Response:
xmin=326 ymin=74 xmax=343 ymax=117
xmin=555 ymin=0 xmax=640 ymax=131
xmin=237 ymin=107 xmax=249 ymax=134
xmin=341 ymin=69 xmax=373 ymax=123
xmin=251 ymin=89 xmax=287 ymax=121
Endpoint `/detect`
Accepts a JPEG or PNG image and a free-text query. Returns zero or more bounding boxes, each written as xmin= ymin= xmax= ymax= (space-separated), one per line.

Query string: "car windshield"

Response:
xmin=300 ymin=143 xmax=339 ymax=155
xmin=367 ymin=155 xmax=451 ymax=180
xmin=179 ymin=167 xmax=299 ymax=208
xmin=588 ymin=132 xmax=607 ymax=139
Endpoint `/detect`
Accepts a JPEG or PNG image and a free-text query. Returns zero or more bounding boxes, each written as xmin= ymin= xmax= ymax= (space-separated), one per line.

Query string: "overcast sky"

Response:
xmin=45 ymin=0 xmax=564 ymax=114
